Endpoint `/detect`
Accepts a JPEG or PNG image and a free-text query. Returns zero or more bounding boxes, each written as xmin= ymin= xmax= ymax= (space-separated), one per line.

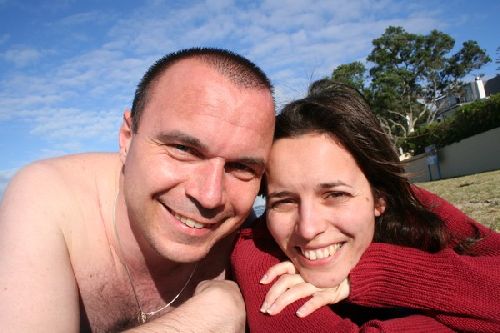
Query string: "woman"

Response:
xmin=231 ymin=83 xmax=500 ymax=332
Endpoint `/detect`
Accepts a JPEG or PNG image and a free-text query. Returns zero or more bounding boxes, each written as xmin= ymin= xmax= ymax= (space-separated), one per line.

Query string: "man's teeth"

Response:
xmin=301 ymin=243 xmax=343 ymax=260
xmin=174 ymin=213 xmax=204 ymax=229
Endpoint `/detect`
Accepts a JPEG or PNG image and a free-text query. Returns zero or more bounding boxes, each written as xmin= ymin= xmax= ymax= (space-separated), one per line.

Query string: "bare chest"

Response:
xmin=76 ymin=262 xmax=204 ymax=332
xmin=74 ymin=249 xmax=141 ymax=332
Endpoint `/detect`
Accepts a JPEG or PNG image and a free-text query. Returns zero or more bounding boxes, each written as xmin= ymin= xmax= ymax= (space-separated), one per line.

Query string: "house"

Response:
xmin=436 ymin=76 xmax=488 ymax=121
xmin=484 ymin=74 xmax=500 ymax=96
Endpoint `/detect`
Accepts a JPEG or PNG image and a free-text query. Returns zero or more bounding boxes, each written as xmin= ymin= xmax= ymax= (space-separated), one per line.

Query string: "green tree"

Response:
xmin=308 ymin=61 xmax=367 ymax=96
xmin=330 ymin=61 xmax=366 ymax=92
xmin=307 ymin=26 xmax=491 ymax=149
xmin=367 ymin=26 xmax=490 ymax=145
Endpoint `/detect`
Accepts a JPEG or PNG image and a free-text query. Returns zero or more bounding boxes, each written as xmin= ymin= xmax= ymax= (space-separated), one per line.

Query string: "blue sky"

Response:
xmin=0 ymin=0 xmax=499 ymax=198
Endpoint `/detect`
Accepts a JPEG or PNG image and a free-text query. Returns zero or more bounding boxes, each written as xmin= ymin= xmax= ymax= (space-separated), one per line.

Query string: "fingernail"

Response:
xmin=260 ymin=302 xmax=269 ymax=313
xmin=259 ymin=274 xmax=268 ymax=284
xmin=296 ymin=309 xmax=305 ymax=318
xmin=267 ymin=304 xmax=276 ymax=314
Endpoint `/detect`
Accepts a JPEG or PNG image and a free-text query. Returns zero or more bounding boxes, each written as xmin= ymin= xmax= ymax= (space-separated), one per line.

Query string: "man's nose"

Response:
xmin=296 ymin=200 xmax=327 ymax=240
xmin=185 ymin=158 xmax=226 ymax=209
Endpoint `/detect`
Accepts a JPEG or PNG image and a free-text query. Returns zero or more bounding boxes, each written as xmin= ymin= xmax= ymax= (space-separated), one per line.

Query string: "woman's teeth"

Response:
xmin=301 ymin=243 xmax=343 ymax=260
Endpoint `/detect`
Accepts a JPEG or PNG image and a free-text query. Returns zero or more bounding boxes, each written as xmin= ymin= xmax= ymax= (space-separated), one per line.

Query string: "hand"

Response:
xmin=127 ymin=279 xmax=245 ymax=333
xmin=259 ymin=261 xmax=350 ymax=318
xmin=192 ymin=279 xmax=246 ymax=332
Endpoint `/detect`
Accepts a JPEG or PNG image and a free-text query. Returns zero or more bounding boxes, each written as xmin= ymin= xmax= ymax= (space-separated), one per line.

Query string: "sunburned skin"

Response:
xmin=0 ymin=56 xmax=275 ymax=333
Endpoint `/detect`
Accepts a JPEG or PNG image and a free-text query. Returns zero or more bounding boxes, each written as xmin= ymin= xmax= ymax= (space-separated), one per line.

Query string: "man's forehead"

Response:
xmin=157 ymin=58 xmax=274 ymax=107
xmin=152 ymin=63 xmax=274 ymax=131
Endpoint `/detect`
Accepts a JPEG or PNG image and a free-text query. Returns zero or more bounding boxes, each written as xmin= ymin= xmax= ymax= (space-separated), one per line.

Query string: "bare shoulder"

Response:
xmin=8 ymin=152 xmax=118 ymax=184
xmin=2 ymin=153 xmax=119 ymax=214
xmin=0 ymin=152 xmax=120 ymax=332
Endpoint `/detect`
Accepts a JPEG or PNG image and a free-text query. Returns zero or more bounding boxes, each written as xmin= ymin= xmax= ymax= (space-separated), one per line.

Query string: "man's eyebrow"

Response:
xmin=156 ymin=131 xmax=208 ymax=150
xmin=235 ymin=157 xmax=266 ymax=168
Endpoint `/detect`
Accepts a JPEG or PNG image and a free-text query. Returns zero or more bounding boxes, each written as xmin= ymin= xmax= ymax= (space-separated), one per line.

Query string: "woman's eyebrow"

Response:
xmin=318 ymin=181 xmax=352 ymax=189
xmin=267 ymin=191 xmax=296 ymax=199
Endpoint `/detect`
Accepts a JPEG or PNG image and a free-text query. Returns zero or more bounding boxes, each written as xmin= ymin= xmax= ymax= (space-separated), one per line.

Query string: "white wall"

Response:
xmin=405 ymin=127 xmax=500 ymax=182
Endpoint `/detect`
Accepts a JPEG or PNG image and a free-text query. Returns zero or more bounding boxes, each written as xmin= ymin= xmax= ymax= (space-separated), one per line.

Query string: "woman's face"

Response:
xmin=266 ymin=133 xmax=385 ymax=288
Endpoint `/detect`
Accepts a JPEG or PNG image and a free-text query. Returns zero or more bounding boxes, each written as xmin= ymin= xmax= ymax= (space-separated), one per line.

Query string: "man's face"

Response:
xmin=120 ymin=59 xmax=275 ymax=263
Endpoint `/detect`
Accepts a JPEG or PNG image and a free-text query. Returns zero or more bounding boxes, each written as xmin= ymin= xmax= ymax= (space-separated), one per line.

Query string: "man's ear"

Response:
xmin=119 ymin=110 xmax=133 ymax=164
xmin=374 ymin=196 xmax=386 ymax=217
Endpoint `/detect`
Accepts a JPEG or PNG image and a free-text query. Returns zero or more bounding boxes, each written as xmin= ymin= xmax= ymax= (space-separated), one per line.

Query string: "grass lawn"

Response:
xmin=417 ymin=169 xmax=500 ymax=232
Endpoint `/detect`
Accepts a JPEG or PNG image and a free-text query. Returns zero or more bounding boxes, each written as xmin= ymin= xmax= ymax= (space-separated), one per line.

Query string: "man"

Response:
xmin=0 ymin=48 xmax=275 ymax=332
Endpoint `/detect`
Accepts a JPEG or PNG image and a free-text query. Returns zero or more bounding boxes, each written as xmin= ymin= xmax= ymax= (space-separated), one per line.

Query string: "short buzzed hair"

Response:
xmin=130 ymin=47 xmax=274 ymax=132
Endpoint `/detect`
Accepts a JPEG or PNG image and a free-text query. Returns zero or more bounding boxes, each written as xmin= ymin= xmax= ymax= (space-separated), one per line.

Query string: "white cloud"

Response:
xmin=2 ymin=46 xmax=42 ymax=67
xmin=58 ymin=10 xmax=107 ymax=26
xmin=0 ymin=0 xmax=450 ymax=170
xmin=29 ymin=107 xmax=121 ymax=142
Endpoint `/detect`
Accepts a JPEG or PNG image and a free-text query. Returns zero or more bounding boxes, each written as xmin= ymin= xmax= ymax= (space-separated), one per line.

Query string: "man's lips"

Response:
xmin=160 ymin=201 xmax=220 ymax=230
xmin=173 ymin=211 xmax=205 ymax=229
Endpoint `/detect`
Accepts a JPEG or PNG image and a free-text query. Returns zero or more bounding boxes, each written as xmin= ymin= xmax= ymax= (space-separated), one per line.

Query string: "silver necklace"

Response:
xmin=112 ymin=192 xmax=197 ymax=324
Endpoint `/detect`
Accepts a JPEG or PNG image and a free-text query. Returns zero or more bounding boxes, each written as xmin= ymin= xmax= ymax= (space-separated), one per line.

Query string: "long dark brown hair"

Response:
xmin=270 ymin=82 xmax=448 ymax=252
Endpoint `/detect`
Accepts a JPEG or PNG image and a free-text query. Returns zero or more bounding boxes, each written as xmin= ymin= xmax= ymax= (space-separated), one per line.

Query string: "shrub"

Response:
xmin=401 ymin=93 xmax=500 ymax=154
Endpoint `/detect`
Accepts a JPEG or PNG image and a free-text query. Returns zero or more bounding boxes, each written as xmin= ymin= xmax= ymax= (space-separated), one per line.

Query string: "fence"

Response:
xmin=405 ymin=127 xmax=500 ymax=182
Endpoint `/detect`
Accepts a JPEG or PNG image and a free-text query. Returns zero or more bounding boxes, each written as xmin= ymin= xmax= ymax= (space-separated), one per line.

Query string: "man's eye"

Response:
xmin=225 ymin=162 xmax=257 ymax=180
xmin=173 ymin=144 xmax=191 ymax=152
xmin=166 ymin=144 xmax=198 ymax=160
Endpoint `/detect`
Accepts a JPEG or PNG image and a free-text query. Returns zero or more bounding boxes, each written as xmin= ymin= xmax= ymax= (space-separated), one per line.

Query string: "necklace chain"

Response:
xmin=112 ymin=192 xmax=197 ymax=324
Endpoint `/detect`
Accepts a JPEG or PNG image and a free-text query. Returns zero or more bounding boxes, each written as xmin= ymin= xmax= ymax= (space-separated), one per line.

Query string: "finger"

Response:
xmin=336 ymin=278 xmax=351 ymax=302
xmin=295 ymin=292 xmax=333 ymax=318
xmin=261 ymin=273 xmax=305 ymax=310
xmin=260 ymin=261 xmax=296 ymax=284
xmin=194 ymin=279 xmax=212 ymax=294
xmin=295 ymin=280 xmax=351 ymax=318
xmin=265 ymin=282 xmax=318 ymax=315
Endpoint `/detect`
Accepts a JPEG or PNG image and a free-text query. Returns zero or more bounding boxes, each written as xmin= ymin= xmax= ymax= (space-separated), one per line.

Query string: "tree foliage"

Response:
xmin=330 ymin=61 xmax=366 ymax=92
xmin=401 ymin=93 xmax=500 ymax=154
xmin=309 ymin=26 xmax=491 ymax=150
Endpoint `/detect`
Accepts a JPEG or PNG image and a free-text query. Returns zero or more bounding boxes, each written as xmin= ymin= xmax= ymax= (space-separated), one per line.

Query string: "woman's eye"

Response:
xmin=268 ymin=199 xmax=296 ymax=211
xmin=325 ymin=191 xmax=351 ymax=203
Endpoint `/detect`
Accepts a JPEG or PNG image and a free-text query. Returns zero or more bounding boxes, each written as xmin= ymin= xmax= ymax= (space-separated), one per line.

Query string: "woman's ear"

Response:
xmin=119 ymin=110 xmax=133 ymax=164
xmin=374 ymin=196 xmax=386 ymax=217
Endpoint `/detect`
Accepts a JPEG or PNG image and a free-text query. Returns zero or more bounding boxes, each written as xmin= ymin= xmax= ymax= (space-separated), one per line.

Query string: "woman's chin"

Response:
xmin=301 ymin=269 xmax=346 ymax=289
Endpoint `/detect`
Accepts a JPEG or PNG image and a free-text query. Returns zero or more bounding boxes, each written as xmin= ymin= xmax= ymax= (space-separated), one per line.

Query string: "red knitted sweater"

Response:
xmin=231 ymin=187 xmax=500 ymax=332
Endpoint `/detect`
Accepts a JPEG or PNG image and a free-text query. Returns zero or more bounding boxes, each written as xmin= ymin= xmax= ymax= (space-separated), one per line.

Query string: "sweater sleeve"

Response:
xmin=231 ymin=227 xmax=454 ymax=333
xmin=349 ymin=242 xmax=500 ymax=332
xmin=412 ymin=185 xmax=500 ymax=255
xmin=347 ymin=187 xmax=500 ymax=332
